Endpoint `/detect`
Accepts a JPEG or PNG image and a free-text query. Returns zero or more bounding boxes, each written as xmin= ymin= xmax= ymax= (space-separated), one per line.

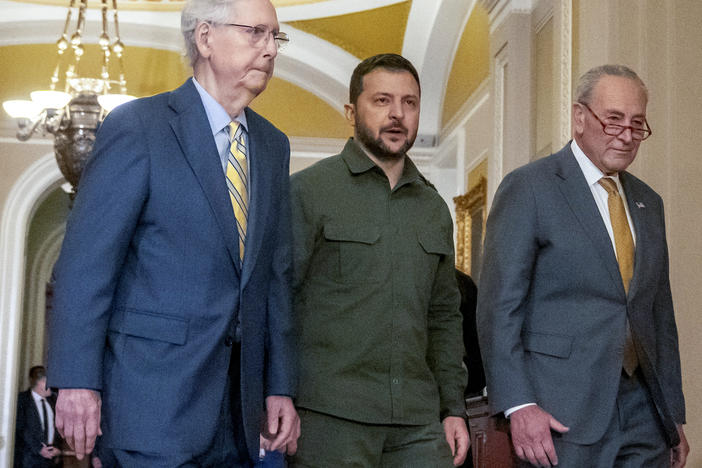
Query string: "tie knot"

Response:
xmin=598 ymin=177 xmax=618 ymax=195
xmin=228 ymin=121 xmax=241 ymax=142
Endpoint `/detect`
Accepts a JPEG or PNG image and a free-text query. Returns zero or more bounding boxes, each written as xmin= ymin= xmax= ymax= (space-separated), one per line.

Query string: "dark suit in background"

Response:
xmin=456 ymin=269 xmax=485 ymax=397
xmin=478 ymin=66 xmax=688 ymax=467
xmin=14 ymin=390 xmax=62 ymax=468
xmin=456 ymin=269 xmax=484 ymax=468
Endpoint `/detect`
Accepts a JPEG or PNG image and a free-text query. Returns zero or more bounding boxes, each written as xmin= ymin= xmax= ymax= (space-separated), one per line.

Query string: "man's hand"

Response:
xmin=510 ymin=405 xmax=569 ymax=467
xmin=443 ymin=416 xmax=470 ymax=466
xmin=671 ymin=425 xmax=689 ymax=468
xmin=55 ymin=388 xmax=102 ymax=460
xmin=261 ymin=396 xmax=300 ymax=454
xmin=39 ymin=444 xmax=60 ymax=459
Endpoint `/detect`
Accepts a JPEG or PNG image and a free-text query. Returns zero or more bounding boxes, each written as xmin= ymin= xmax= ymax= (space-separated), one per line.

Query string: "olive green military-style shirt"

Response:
xmin=291 ymin=138 xmax=466 ymax=425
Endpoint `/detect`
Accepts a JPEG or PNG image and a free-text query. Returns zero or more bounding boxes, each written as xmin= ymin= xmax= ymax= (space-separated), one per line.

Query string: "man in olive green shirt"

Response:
xmin=290 ymin=54 xmax=469 ymax=467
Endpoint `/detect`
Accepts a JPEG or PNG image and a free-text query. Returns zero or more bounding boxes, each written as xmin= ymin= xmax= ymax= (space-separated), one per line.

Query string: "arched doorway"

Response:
xmin=0 ymin=153 xmax=64 ymax=467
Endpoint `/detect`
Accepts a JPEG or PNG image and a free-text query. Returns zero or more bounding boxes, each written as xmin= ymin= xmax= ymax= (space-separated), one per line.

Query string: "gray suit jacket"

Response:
xmin=477 ymin=142 xmax=684 ymax=446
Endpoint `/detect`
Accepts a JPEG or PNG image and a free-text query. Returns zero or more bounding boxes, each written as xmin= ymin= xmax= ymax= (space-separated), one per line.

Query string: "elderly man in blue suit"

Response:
xmin=478 ymin=65 xmax=688 ymax=467
xmin=47 ymin=0 xmax=298 ymax=466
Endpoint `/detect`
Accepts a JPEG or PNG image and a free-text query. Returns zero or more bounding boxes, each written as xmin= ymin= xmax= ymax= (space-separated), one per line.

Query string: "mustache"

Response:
xmin=381 ymin=123 xmax=408 ymax=134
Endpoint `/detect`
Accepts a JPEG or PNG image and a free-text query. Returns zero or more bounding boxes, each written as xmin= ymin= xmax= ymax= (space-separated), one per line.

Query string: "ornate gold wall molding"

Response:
xmin=454 ymin=176 xmax=487 ymax=276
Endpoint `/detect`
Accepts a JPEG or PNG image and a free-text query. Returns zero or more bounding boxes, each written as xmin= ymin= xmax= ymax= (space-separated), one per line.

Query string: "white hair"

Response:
xmin=575 ymin=64 xmax=648 ymax=105
xmin=181 ymin=0 xmax=238 ymax=67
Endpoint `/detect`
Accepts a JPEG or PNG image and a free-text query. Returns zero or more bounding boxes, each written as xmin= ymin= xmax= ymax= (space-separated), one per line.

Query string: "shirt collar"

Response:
xmin=570 ymin=139 xmax=621 ymax=187
xmin=31 ymin=390 xmax=44 ymax=402
xmin=191 ymin=77 xmax=248 ymax=136
xmin=342 ymin=138 xmax=377 ymax=174
xmin=342 ymin=138 xmax=420 ymax=184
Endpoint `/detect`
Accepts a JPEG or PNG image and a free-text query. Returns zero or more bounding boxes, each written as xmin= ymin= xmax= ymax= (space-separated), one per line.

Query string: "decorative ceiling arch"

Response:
xmin=1 ymin=0 xmax=487 ymax=146
xmin=0 ymin=1 xmax=356 ymax=113
xmin=402 ymin=0 xmax=477 ymax=145
xmin=275 ymin=24 xmax=358 ymax=113
xmin=277 ymin=0 xmax=407 ymax=21
xmin=4 ymin=0 xmax=406 ymax=13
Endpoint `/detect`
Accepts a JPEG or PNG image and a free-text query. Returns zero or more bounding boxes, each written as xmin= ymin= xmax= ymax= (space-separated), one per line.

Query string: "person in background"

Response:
xmin=14 ymin=365 xmax=62 ymax=468
xmin=455 ymin=268 xmax=485 ymax=398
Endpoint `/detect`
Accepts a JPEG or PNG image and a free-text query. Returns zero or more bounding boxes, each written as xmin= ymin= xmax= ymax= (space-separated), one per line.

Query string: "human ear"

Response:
xmin=572 ymin=102 xmax=586 ymax=135
xmin=195 ymin=22 xmax=213 ymax=59
xmin=344 ymin=104 xmax=356 ymax=127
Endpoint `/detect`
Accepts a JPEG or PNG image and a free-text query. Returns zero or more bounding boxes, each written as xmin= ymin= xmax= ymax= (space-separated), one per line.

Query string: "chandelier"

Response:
xmin=2 ymin=0 xmax=135 ymax=197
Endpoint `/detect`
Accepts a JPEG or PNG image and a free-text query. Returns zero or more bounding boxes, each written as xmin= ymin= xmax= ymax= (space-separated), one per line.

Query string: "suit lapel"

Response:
xmin=240 ymin=108 xmax=273 ymax=288
xmin=168 ymin=80 xmax=241 ymax=274
xmin=554 ymin=146 xmax=625 ymax=295
xmin=620 ymin=172 xmax=647 ymax=299
xmin=28 ymin=393 xmax=42 ymax=430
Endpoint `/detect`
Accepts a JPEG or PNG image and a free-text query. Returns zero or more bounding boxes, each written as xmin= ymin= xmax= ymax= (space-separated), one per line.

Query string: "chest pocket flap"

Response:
xmin=324 ymin=223 xmax=380 ymax=244
xmin=417 ymin=229 xmax=452 ymax=256
xmin=322 ymin=222 xmax=381 ymax=283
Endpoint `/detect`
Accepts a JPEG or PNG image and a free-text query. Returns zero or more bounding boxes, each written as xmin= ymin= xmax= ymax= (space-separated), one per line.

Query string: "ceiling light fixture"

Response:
xmin=2 ymin=0 xmax=136 ymax=198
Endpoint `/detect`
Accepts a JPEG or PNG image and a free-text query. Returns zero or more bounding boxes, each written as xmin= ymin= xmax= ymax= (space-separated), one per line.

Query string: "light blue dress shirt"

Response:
xmin=192 ymin=77 xmax=249 ymax=174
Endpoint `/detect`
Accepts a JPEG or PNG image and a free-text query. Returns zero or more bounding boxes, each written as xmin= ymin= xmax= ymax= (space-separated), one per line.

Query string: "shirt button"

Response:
xmin=392 ymin=378 xmax=399 ymax=385
xmin=224 ymin=336 xmax=234 ymax=347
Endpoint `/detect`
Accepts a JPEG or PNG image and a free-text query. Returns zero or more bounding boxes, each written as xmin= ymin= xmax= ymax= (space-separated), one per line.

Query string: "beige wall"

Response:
xmin=534 ymin=16 xmax=554 ymax=158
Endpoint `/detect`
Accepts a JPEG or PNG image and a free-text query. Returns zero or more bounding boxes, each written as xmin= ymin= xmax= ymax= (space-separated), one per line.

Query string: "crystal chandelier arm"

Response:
xmin=44 ymin=108 xmax=66 ymax=135
xmin=111 ymin=0 xmax=127 ymax=94
xmin=51 ymin=0 xmax=74 ymax=91
xmin=66 ymin=0 xmax=88 ymax=83
xmin=99 ymin=0 xmax=111 ymax=85
xmin=16 ymin=113 xmax=46 ymax=141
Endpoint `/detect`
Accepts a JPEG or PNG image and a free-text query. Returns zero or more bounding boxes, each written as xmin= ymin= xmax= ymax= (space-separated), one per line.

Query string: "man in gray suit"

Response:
xmin=477 ymin=65 xmax=689 ymax=467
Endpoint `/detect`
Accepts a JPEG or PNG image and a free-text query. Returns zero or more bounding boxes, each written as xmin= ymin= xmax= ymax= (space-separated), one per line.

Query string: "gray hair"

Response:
xmin=575 ymin=64 xmax=648 ymax=105
xmin=181 ymin=0 xmax=237 ymax=67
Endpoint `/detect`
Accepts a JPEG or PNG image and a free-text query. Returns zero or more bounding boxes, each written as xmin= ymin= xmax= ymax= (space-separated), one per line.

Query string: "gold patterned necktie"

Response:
xmin=227 ymin=121 xmax=248 ymax=264
xmin=599 ymin=177 xmax=638 ymax=375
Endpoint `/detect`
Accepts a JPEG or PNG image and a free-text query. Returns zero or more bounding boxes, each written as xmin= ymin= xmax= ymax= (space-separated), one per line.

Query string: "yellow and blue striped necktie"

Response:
xmin=227 ymin=121 xmax=248 ymax=263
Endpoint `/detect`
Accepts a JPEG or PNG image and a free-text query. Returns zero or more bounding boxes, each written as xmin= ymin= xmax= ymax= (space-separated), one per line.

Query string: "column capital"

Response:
xmin=479 ymin=0 xmax=534 ymax=31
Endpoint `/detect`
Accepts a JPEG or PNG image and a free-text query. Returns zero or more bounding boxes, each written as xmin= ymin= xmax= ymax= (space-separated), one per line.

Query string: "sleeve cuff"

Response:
xmin=504 ymin=402 xmax=536 ymax=418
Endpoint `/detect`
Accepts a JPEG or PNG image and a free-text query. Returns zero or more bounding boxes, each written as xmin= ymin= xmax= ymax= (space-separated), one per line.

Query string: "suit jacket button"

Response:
xmin=224 ymin=336 xmax=234 ymax=347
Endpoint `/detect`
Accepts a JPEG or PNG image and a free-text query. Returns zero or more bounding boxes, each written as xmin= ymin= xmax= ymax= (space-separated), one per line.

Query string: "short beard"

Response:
xmin=355 ymin=117 xmax=415 ymax=161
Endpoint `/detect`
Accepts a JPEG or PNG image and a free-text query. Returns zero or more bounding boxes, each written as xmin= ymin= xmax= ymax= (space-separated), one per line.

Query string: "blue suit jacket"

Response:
xmin=477 ymin=142 xmax=684 ymax=446
xmin=48 ymin=79 xmax=295 ymax=457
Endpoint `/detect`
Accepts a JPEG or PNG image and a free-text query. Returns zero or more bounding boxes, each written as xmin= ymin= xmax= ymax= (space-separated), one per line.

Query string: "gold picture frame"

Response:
xmin=453 ymin=177 xmax=487 ymax=277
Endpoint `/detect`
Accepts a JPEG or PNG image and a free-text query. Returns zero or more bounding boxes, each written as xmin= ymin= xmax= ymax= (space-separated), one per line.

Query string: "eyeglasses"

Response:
xmin=578 ymin=102 xmax=652 ymax=141
xmin=220 ymin=23 xmax=289 ymax=51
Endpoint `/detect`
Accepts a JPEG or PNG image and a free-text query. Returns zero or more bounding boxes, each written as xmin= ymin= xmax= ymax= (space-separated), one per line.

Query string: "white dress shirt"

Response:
xmin=31 ymin=390 xmax=55 ymax=445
